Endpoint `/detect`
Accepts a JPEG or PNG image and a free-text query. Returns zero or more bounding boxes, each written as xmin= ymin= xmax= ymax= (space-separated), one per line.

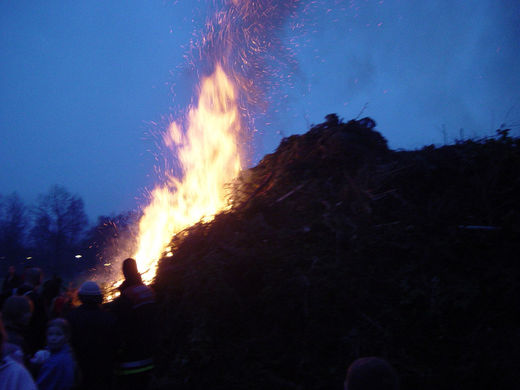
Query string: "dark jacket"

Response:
xmin=112 ymin=281 xmax=157 ymax=375
xmin=22 ymin=289 xmax=48 ymax=355
xmin=36 ymin=344 xmax=76 ymax=390
xmin=65 ymin=303 xmax=117 ymax=389
xmin=1 ymin=273 xmax=21 ymax=296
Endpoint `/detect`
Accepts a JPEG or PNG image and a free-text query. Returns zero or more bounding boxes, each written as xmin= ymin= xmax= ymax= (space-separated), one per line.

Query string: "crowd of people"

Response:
xmin=0 ymin=258 xmax=156 ymax=390
xmin=1 ymin=260 xmax=400 ymax=390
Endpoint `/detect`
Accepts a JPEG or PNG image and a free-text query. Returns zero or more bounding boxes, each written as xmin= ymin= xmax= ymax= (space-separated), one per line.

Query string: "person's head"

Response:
xmin=46 ymin=318 xmax=70 ymax=352
xmin=78 ymin=281 xmax=103 ymax=305
xmin=43 ymin=276 xmax=62 ymax=298
xmin=345 ymin=357 xmax=399 ymax=390
xmin=122 ymin=258 xmax=142 ymax=284
xmin=24 ymin=267 xmax=43 ymax=288
xmin=1 ymin=296 xmax=33 ymax=328
xmin=122 ymin=258 xmax=138 ymax=278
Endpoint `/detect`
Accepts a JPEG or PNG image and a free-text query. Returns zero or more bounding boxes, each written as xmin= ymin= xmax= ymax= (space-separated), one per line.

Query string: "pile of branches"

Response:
xmin=151 ymin=115 xmax=520 ymax=390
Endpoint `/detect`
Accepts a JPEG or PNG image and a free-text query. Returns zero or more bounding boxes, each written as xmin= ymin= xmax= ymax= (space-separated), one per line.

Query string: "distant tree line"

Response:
xmin=0 ymin=185 xmax=137 ymax=278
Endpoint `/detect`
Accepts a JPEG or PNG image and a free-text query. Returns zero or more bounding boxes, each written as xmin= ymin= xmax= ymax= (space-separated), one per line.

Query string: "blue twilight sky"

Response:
xmin=1 ymin=0 xmax=519 ymax=222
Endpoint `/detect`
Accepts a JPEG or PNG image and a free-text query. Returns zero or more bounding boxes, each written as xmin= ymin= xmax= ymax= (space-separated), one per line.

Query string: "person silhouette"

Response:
xmin=112 ymin=258 xmax=157 ymax=390
xmin=66 ymin=281 xmax=116 ymax=390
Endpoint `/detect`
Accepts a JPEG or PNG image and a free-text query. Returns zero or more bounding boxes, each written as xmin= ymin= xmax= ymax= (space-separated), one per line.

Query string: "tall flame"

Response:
xmin=132 ymin=64 xmax=242 ymax=284
xmin=105 ymin=0 xmax=301 ymax=293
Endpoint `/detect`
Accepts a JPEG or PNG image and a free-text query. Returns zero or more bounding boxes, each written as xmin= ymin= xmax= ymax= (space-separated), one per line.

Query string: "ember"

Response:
xmin=106 ymin=0 xmax=301 ymax=291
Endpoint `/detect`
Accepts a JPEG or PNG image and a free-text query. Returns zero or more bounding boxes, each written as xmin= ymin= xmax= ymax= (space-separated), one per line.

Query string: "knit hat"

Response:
xmin=78 ymin=281 xmax=102 ymax=296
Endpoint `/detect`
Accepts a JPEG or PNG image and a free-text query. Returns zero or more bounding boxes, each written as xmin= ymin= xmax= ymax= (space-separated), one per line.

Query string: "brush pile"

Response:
xmin=151 ymin=115 xmax=520 ymax=390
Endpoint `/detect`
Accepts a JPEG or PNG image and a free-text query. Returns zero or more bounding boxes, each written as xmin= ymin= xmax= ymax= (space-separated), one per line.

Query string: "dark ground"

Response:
xmin=150 ymin=116 xmax=520 ymax=390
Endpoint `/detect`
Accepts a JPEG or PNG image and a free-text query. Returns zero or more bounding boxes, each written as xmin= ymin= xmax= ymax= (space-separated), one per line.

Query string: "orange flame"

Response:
xmin=104 ymin=1 xmax=300 ymax=296
xmin=128 ymin=63 xmax=242 ymax=285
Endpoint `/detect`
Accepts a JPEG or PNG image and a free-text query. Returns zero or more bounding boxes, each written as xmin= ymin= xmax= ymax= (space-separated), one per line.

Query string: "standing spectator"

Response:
xmin=1 ymin=266 xmax=21 ymax=306
xmin=112 ymin=258 xmax=157 ymax=390
xmin=50 ymin=286 xmax=75 ymax=319
xmin=0 ymin=317 xmax=37 ymax=390
xmin=17 ymin=267 xmax=48 ymax=355
xmin=344 ymin=357 xmax=399 ymax=390
xmin=42 ymin=275 xmax=63 ymax=312
xmin=32 ymin=318 xmax=77 ymax=390
xmin=66 ymin=281 xmax=117 ymax=390
xmin=1 ymin=296 xmax=33 ymax=363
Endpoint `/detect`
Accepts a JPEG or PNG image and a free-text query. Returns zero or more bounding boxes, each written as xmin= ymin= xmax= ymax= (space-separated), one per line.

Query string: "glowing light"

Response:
xmin=105 ymin=290 xmax=120 ymax=302
xmin=105 ymin=0 xmax=300 ymax=292
xmin=127 ymin=64 xmax=242 ymax=285
xmin=75 ymin=254 xmax=83 ymax=259
xmin=26 ymin=256 xmax=32 ymax=260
